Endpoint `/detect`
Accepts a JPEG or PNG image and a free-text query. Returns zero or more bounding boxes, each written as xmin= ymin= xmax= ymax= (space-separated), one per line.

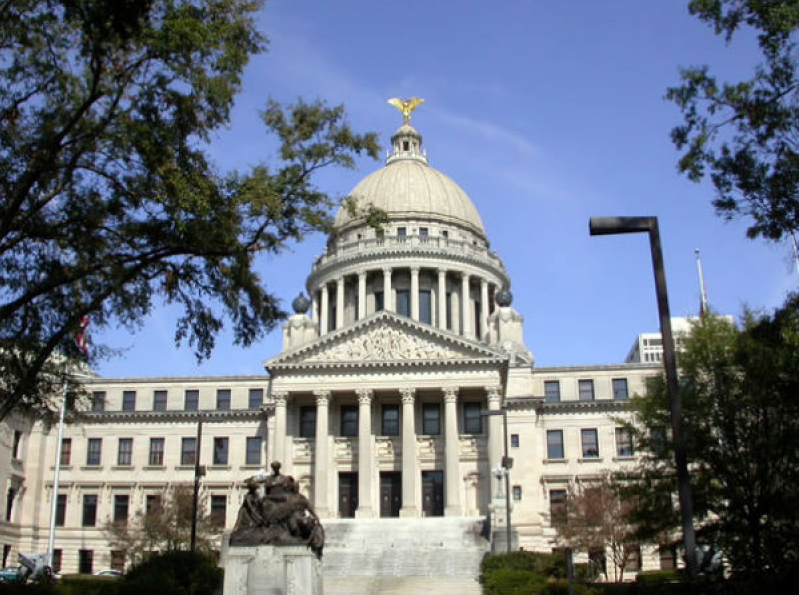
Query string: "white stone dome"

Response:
xmin=334 ymin=123 xmax=486 ymax=238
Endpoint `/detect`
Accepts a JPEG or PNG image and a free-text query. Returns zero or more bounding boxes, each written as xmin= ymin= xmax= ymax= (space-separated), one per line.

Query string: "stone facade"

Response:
xmin=0 ymin=118 xmax=670 ymax=576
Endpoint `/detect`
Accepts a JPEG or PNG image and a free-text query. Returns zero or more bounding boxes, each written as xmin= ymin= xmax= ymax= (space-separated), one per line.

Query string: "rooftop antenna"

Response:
xmin=695 ymin=249 xmax=709 ymax=316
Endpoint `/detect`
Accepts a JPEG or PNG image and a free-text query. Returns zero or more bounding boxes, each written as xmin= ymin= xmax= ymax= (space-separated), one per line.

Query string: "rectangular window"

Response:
xmin=328 ymin=301 xmax=336 ymax=332
xmin=153 ymin=390 xmax=167 ymax=411
xmin=117 ymin=438 xmax=133 ymax=466
xmin=146 ymin=494 xmax=162 ymax=515
xmin=375 ymin=290 xmax=384 ymax=312
xmin=52 ymin=550 xmax=62 ymax=574
xmin=550 ymin=489 xmax=567 ymax=524
xmin=122 ymin=390 xmax=136 ymax=411
xmin=246 ymin=437 xmax=262 ymax=465
xmin=185 ymin=390 xmax=199 ymax=411
xmin=181 ymin=437 xmax=197 ymax=466
xmin=578 ymin=380 xmax=595 ymax=401
xmin=422 ymin=403 xmax=441 ymax=435
xmin=91 ymin=391 xmax=105 ymax=412
xmin=511 ymin=434 xmax=520 ymax=448
xmin=6 ymin=488 xmax=14 ymax=521
xmin=114 ymin=495 xmax=129 ymax=525
xmin=213 ymin=437 xmax=229 ymax=465
xmin=149 ymin=438 xmax=165 ymax=466
xmin=248 ymin=389 xmax=263 ymax=410
xmin=299 ymin=406 xmax=317 ymax=438
xmin=445 ymin=291 xmax=452 ymax=330
xmin=544 ymin=380 xmax=561 ymax=403
xmin=419 ymin=227 xmax=428 ymax=238
xmin=11 ymin=430 xmax=22 ymax=459
xmin=659 ymin=545 xmax=677 ymax=570
xmin=625 ymin=546 xmax=642 ymax=572
xmin=650 ymin=426 xmax=667 ymax=456
xmin=512 ymin=485 xmax=522 ymax=501
xmin=60 ymin=438 xmax=72 ymax=466
xmin=581 ymin=428 xmax=599 ymax=458
xmin=78 ymin=549 xmax=93 ymax=574
xmin=612 ymin=378 xmax=629 ymax=400
xmin=463 ymin=402 xmax=482 ymax=434
xmin=111 ymin=550 xmax=125 ymax=573
xmin=340 ymin=405 xmax=358 ymax=437
xmin=55 ymin=494 xmax=67 ymax=526
xmin=396 ymin=289 xmax=410 ymax=317
xmin=419 ymin=289 xmax=432 ymax=324
xmin=86 ymin=438 xmax=102 ymax=466
xmin=211 ymin=495 xmax=227 ymax=528
xmin=382 ymin=405 xmax=399 ymax=436
xmin=216 ymin=389 xmax=231 ymax=411
xmin=82 ymin=495 xmax=97 ymax=527
xmin=397 ymin=226 xmax=406 ymax=240
xmin=615 ymin=427 xmax=634 ymax=457
xmin=546 ymin=430 xmax=564 ymax=459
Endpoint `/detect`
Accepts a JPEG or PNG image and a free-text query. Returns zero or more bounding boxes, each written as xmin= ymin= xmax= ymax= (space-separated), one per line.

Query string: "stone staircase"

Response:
xmin=322 ymin=517 xmax=489 ymax=595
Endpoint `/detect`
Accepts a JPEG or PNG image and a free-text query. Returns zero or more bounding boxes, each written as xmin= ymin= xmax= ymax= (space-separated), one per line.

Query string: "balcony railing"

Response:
xmin=312 ymin=234 xmax=506 ymax=272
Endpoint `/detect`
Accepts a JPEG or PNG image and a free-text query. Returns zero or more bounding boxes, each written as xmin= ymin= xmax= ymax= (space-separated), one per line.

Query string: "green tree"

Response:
xmin=105 ymin=484 xmax=216 ymax=567
xmin=668 ymin=0 xmax=799 ymax=241
xmin=622 ymin=298 xmax=799 ymax=578
xmin=552 ymin=472 xmax=640 ymax=582
xmin=0 ymin=0 xmax=380 ymax=421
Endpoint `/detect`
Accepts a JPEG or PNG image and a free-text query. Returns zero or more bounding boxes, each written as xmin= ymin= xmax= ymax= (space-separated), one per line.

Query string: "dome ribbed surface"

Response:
xmin=335 ymin=160 xmax=486 ymax=237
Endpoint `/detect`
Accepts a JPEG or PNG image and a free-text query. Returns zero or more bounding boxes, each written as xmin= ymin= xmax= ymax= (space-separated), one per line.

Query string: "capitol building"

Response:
xmin=0 ymin=111 xmax=669 ymax=584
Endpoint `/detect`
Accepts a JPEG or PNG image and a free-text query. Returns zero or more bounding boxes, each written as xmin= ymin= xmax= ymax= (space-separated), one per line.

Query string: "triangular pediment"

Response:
xmin=266 ymin=312 xmax=505 ymax=369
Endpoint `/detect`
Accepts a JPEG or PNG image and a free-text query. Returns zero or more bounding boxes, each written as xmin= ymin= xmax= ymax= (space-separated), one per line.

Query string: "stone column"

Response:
xmin=320 ymin=284 xmax=329 ymax=336
xmin=437 ymin=269 xmax=447 ymax=330
xmin=486 ymin=386 xmax=503 ymax=473
xmin=383 ymin=267 xmax=393 ymax=312
xmin=358 ymin=270 xmax=367 ymax=320
xmin=311 ymin=291 xmax=319 ymax=325
xmin=399 ymin=388 xmax=418 ymax=517
xmin=443 ymin=387 xmax=462 ymax=515
xmin=336 ymin=276 xmax=345 ymax=330
xmin=410 ymin=266 xmax=420 ymax=321
xmin=355 ymin=388 xmax=374 ymax=517
xmin=273 ymin=391 xmax=288 ymax=465
xmin=461 ymin=273 xmax=472 ymax=339
xmin=313 ymin=390 xmax=331 ymax=517
xmin=480 ymin=278 xmax=489 ymax=341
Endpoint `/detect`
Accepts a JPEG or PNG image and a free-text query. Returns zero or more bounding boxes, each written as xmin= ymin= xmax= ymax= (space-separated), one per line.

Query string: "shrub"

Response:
xmin=57 ymin=575 xmax=120 ymax=595
xmin=115 ymin=551 xmax=221 ymax=595
xmin=635 ymin=570 xmax=678 ymax=585
xmin=482 ymin=568 xmax=546 ymax=595
xmin=541 ymin=579 xmax=599 ymax=595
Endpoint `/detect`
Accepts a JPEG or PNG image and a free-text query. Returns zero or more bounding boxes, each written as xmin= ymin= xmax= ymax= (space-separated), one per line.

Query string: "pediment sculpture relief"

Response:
xmin=307 ymin=327 xmax=462 ymax=362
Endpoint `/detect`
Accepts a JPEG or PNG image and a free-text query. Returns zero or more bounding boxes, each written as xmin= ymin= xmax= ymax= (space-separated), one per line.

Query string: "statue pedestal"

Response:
xmin=221 ymin=540 xmax=322 ymax=595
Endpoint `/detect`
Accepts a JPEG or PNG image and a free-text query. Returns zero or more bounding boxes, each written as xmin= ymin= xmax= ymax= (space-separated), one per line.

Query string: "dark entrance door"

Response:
xmin=421 ymin=470 xmax=444 ymax=517
xmin=380 ymin=472 xmax=402 ymax=517
xmin=338 ymin=472 xmax=358 ymax=518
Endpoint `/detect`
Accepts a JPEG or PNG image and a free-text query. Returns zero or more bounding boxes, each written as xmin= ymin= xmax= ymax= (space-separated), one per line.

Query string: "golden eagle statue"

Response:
xmin=387 ymin=97 xmax=425 ymax=124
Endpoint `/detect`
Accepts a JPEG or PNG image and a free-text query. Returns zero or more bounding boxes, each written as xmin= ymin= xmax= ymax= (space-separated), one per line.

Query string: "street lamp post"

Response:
xmin=483 ymin=409 xmax=512 ymax=553
xmin=190 ymin=416 xmax=204 ymax=553
xmin=589 ymin=216 xmax=697 ymax=577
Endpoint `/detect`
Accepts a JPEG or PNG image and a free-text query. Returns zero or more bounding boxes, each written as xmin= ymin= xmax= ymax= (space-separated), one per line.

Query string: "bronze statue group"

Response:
xmin=230 ymin=461 xmax=325 ymax=559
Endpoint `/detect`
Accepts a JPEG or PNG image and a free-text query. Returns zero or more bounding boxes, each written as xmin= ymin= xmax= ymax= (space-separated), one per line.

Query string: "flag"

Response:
xmin=75 ymin=315 xmax=89 ymax=356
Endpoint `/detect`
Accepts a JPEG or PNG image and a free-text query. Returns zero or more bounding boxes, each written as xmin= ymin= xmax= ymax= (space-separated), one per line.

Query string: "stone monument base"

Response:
xmin=221 ymin=542 xmax=322 ymax=595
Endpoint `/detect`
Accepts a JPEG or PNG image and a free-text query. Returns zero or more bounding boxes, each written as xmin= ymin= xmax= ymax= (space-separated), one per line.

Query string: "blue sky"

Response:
xmin=95 ymin=0 xmax=798 ymax=378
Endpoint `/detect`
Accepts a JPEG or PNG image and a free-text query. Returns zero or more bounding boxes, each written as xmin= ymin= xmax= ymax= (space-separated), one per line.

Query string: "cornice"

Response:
xmin=533 ymin=363 xmax=661 ymax=374
xmin=76 ymin=407 xmax=273 ymax=424
xmin=537 ymin=400 xmax=633 ymax=414
xmin=84 ymin=374 xmax=270 ymax=386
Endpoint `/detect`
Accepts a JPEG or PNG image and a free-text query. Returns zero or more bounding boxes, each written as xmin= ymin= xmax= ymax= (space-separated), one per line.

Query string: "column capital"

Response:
xmin=357 ymin=269 xmax=367 ymax=279
xmin=443 ymin=387 xmax=459 ymax=403
xmin=273 ymin=391 xmax=289 ymax=406
xmin=437 ymin=267 xmax=448 ymax=276
xmin=382 ymin=266 xmax=392 ymax=275
xmin=314 ymin=390 xmax=331 ymax=405
xmin=410 ymin=266 xmax=420 ymax=275
xmin=462 ymin=271 xmax=471 ymax=280
xmin=356 ymin=388 xmax=373 ymax=405
xmin=485 ymin=385 xmax=502 ymax=404
xmin=337 ymin=276 xmax=345 ymax=285
xmin=399 ymin=387 xmax=416 ymax=404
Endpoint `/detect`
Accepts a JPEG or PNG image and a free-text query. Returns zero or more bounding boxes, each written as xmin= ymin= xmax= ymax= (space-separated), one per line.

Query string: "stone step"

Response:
xmin=324 ymin=575 xmax=483 ymax=595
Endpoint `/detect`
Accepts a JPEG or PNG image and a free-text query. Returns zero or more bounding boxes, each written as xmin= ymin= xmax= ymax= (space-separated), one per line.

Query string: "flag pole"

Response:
xmin=695 ymin=249 xmax=708 ymax=316
xmin=47 ymin=381 xmax=68 ymax=570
